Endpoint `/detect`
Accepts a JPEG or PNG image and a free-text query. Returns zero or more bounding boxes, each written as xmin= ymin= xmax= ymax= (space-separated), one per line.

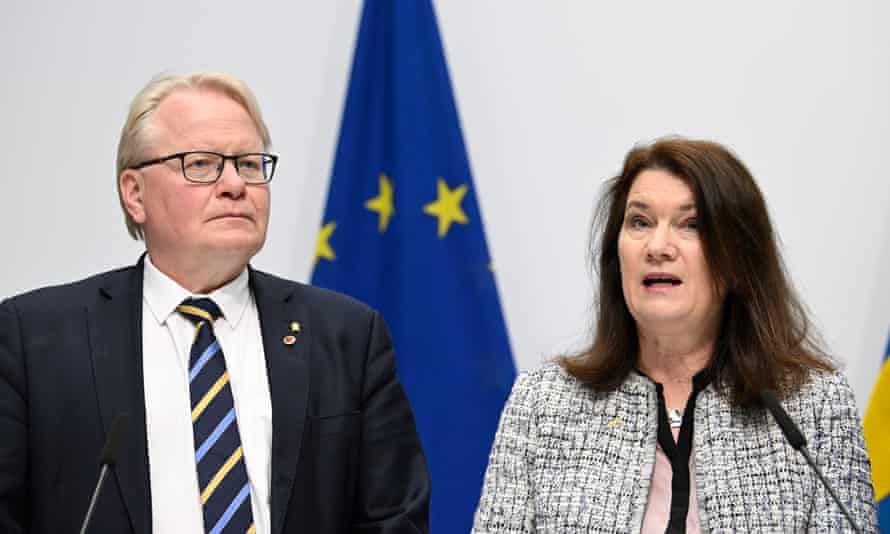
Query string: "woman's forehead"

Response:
xmin=626 ymin=169 xmax=696 ymax=210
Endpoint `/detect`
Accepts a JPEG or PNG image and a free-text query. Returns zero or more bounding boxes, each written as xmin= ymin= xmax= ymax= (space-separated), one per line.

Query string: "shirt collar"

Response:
xmin=142 ymin=255 xmax=250 ymax=329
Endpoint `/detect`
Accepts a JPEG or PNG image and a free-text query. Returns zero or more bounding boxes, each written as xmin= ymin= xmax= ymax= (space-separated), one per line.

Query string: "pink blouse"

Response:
xmin=641 ymin=440 xmax=701 ymax=533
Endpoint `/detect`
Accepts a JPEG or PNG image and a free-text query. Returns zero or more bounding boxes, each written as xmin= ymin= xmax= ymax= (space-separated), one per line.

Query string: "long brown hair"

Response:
xmin=561 ymin=137 xmax=834 ymax=406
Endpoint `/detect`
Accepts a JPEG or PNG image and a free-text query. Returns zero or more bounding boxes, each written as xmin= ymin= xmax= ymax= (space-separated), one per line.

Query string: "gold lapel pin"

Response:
xmin=290 ymin=321 xmax=301 ymax=333
xmin=283 ymin=335 xmax=297 ymax=345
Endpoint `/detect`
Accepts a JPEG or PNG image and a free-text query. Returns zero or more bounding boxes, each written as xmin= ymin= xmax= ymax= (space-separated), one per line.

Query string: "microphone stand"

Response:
xmin=797 ymin=446 xmax=862 ymax=534
xmin=760 ymin=390 xmax=863 ymax=534
xmin=79 ymin=464 xmax=112 ymax=534
xmin=79 ymin=414 xmax=128 ymax=534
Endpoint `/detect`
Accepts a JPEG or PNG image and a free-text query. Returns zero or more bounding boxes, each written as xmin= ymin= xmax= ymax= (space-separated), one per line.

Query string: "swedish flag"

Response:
xmin=311 ymin=1 xmax=517 ymax=531
xmin=865 ymin=335 xmax=890 ymax=530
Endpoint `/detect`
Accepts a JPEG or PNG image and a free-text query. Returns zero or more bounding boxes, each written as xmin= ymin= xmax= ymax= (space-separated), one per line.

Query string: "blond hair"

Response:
xmin=116 ymin=72 xmax=272 ymax=239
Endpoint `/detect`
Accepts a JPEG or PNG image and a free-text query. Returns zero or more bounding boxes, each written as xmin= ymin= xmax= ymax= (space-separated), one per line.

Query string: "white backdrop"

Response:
xmin=2 ymin=1 xmax=888 ymax=412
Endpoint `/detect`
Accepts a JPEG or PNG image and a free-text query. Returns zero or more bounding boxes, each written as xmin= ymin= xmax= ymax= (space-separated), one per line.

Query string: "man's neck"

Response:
xmin=146 ymin=252 xmax=247 ymax=295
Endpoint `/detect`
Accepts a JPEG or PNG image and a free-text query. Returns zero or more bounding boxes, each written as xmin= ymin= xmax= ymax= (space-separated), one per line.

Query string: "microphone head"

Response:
xmin=99 ymin=414 xmax=129 ymax=466
xmin=760 ymin=390 xmax=807 ymax=450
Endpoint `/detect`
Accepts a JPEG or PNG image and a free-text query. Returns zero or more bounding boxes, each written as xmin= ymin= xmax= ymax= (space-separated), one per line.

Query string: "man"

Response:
xmin=0 ymin=72 xmax=430 ymax=533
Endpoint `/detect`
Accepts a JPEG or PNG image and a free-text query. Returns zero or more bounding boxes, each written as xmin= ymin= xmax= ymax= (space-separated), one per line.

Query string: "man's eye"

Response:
xmin=187 ymin=158 xmax=213 ymax=169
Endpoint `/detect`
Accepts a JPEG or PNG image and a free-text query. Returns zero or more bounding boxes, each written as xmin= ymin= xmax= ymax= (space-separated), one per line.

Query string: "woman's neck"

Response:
xmin=637 ymin=330 xmax=715 ymax=408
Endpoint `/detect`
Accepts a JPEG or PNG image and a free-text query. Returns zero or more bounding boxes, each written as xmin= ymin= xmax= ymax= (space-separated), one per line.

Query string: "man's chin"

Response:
xmin=204 ymin=234 xmax=265 ymax=261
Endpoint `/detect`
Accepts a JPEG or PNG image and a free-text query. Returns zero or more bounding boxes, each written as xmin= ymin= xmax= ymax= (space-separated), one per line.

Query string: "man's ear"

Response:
xmin=119 ymin=169 xmax=147 ymax=224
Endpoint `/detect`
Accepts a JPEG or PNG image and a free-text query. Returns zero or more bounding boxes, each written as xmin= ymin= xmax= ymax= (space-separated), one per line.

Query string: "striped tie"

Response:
xmin=177 ymin=298 xmax=255 ymax=534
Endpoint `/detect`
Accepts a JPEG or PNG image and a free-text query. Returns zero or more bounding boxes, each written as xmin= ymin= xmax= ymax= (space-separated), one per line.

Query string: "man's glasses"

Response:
xmin=131 ymin=151 xmax=278 ymax=184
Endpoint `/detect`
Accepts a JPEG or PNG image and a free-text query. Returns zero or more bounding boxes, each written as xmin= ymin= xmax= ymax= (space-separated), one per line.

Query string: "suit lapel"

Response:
xmin=87 ymin=263 xmax=151 ymax=534
xmin=250 ymin=269 xmax=310 ymax=534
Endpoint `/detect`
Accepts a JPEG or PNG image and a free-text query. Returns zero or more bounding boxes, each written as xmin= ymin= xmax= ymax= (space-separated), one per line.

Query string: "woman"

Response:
xmin=472 ymin=138 xmax=877 ymax=533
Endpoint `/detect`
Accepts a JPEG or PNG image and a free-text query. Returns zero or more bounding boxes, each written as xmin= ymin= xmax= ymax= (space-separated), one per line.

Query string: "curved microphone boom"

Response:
xmin=759 ymin=391 xmax=862 ymax=534
xmin=80 ymin=414 xmax=129 ymax=534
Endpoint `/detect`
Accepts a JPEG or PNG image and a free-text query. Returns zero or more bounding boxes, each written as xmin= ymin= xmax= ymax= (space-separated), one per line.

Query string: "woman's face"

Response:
xmin=618 ymin=169 xmax=723 ymax=337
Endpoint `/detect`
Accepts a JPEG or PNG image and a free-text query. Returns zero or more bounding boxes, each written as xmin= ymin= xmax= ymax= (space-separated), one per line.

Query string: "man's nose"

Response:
xmin=216 ymin=159 xmax=247 ymax=197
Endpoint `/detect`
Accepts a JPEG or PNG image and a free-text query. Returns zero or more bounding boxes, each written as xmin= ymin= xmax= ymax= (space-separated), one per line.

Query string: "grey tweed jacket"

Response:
xmin=472 ymin=363 xmax=877 ymax=533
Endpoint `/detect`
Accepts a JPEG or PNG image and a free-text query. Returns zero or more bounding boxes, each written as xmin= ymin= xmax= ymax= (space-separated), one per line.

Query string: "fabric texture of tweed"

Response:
xmin=472 ymin=363 xmax=877 ymax=533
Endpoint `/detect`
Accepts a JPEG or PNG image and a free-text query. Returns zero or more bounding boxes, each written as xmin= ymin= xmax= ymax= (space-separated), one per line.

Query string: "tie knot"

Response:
xmin=176 ymin=297 xmax=223 ymax=325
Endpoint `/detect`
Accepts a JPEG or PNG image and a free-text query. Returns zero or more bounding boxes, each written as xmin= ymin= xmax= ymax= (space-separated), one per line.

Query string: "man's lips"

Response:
xmin=209 ymin=213 xmax=253 ymax=222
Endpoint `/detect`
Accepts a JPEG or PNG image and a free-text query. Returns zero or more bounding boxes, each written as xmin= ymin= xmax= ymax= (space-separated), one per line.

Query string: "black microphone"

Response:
xmin=760 ymin=391 xmax=862 ymax=534
xmin=80 ymin=414 xmax=129 ymax=534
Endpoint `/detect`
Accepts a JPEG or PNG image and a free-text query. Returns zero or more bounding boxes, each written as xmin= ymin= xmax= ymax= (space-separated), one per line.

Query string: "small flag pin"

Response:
xmin=283 ymin=335 xmax=297 ymax=345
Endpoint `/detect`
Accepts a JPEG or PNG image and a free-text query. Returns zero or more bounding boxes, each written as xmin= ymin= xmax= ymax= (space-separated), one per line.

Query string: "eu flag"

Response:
xmin=310 ymin=1 xmax=517 ymax=531
xmin=864 ymin=334 xmax=890 ymax=530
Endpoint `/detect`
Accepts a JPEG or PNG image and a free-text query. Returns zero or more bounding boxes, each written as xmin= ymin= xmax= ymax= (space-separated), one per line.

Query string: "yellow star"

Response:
xmin=423 ymin=177 xmax=469 ymax=238
xmin=314 ymin=221 xmax=336 ymax=267
xmin=365 ymin=173 xmax=395 ymax=232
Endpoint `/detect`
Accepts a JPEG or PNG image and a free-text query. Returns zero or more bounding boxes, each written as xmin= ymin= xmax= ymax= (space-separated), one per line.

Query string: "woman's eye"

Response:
xmin=684 ymin=218 xmax=698 ymax=231
xmin=629 ymin=216 xmax=650 ymax=229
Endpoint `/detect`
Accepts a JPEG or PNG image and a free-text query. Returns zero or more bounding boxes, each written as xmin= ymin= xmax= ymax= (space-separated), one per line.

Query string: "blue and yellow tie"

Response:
xmin=177 ymin=298 xmax=255 ymax=534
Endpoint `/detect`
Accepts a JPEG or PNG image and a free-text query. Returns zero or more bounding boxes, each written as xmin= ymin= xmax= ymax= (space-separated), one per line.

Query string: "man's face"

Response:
xmin=122 ymin=89 xmax=270 ymax=277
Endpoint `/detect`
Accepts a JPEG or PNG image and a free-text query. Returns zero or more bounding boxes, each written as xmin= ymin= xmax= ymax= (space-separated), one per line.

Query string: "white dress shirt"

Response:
xmin=142 ymin=257 xmax=272 ymax=533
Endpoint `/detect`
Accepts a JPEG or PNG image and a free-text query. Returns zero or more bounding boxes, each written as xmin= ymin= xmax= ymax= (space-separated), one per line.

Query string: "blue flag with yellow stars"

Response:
xmin=310 ymin=0 xmax=517 ymax=531
xmin=864 ymin=334 xmax=890 ymax=530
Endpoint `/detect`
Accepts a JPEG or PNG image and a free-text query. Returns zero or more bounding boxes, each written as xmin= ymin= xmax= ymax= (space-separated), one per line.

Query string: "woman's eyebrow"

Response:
xmin=626 ymin=200 xmax=696 ymax=212
xmin=626 ymin=200 xmax=650 ymax=211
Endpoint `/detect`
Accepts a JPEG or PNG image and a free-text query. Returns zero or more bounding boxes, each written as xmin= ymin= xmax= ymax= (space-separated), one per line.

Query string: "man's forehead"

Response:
xmin=152 ymin=88 xmax=261 ymax=147
xmin=156 ymin=88 xmax=246 ymax=123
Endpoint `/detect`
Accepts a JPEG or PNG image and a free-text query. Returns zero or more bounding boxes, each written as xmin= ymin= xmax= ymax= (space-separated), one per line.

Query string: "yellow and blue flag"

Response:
xmin=864 ymin=335 xmax=889 ymax=529
xmin=311 ymin=1 xmax=517 ymax=531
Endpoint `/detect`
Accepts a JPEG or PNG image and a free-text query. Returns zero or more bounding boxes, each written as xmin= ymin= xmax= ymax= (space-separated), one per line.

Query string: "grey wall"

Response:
xmin=2 ymin=1 xmax=888 ymax=412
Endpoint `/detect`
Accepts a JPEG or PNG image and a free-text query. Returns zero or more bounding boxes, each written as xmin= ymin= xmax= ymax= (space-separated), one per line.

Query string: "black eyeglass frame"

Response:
xmin=131 ymin=151 xmax=279 ymax=184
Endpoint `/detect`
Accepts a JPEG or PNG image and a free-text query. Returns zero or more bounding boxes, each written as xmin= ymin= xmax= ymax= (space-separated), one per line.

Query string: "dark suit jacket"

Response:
xmin=0 ymin=261 xmax=430 ymax=533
